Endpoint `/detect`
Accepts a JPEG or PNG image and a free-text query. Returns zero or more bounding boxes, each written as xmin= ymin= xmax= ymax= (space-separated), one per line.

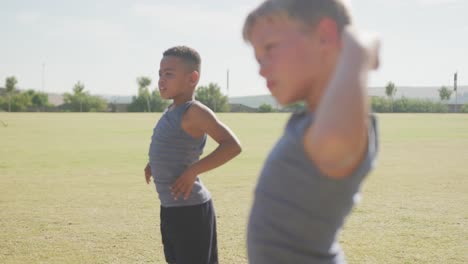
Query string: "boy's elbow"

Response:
xmin=233 ymin=141 xmax=242 ymax=157
xmin=307 ymin=123 xmax=367 ymax=161
xmin=306 ymin=133 xmax=365 ymax=178
xmin=220 ymin=137 xmax=242 ymax=158
xmin=307 ymin=134 xmax=346 ymax=161
xmin=228 ymin=136 xmax=242 ymax=157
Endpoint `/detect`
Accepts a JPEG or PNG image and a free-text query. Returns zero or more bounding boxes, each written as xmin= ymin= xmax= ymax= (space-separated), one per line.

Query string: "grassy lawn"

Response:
xmin=0 ymin=113 xmax=467 ymax=263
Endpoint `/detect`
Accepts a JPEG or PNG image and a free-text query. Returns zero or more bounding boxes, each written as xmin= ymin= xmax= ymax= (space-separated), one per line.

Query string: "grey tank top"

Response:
xmin=248 ymin=112 xmax=378 ymax=264
xmin=148 ymin=101 xmax=211 ymax=207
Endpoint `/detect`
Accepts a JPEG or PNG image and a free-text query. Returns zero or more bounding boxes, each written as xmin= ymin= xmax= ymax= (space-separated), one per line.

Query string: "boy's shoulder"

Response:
xmin=184 ymin=101 xmax=216 ymax=120
xmin=181 ymin=101 xmax=218 ymax=137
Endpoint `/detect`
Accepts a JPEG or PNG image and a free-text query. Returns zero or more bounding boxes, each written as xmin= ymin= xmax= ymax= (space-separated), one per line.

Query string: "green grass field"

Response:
xmin=1 ymin=113 xmax=467 ymax=263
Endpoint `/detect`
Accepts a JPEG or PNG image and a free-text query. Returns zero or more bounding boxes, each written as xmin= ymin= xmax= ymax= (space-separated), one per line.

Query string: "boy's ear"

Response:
xmin=189 ymin=71 xmax=200 ymax=87
xmin=316 ymin=17 xmax=339 ymax=47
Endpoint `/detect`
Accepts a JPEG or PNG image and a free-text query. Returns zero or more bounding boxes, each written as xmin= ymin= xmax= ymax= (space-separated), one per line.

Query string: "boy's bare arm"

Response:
xmin=304 ymin=27 xmax=379 ymax=178
xmin=171 ymin=102 xmax=242 ymax=200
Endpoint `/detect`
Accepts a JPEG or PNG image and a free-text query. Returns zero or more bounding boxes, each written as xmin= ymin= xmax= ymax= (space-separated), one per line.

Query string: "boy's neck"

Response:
xmin=305 ymin=62 xmax=336 ymax=112
xmin=305 ymin=82 xmax=326 ymax=112
xmin=172 ymin=93 xmax=195 ymax=106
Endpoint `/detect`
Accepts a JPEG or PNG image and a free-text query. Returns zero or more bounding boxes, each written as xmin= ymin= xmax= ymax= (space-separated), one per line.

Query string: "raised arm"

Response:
xmin=304 ymin=28 xmax=379 ymax=178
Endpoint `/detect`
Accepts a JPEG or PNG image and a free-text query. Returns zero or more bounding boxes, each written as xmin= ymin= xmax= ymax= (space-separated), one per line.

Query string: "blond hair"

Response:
xmin=242 ymin=0 xmax=352 ymax=42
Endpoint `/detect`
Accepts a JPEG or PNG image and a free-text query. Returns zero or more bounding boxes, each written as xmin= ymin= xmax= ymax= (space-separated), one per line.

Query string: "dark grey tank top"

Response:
xmin=148 ymin=101 xmax=211 ymax=207
xmin=248 ymin=112 xmax=378 ymax=264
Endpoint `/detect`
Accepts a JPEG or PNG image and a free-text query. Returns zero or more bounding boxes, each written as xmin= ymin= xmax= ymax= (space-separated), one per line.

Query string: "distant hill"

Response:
xmin=229 ymin=95 xmax=279 ymax=109
xmin=229 ymin=103 xmax=258 ymax=113
xmin=98 ymin=95 xmax=133 ymax=104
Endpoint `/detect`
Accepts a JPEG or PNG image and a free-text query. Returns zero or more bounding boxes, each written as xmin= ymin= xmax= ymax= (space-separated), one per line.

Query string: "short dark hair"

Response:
xmin=243 ymin=0 xmax=352 ymax=42
xmin=163 ymin=46 xmax=201 ymax=73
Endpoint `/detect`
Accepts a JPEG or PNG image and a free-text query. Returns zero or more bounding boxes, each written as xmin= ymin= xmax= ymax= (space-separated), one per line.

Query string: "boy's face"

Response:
xmin=250 ymin=17 xmax=325 ymax=105
xmin=158 ymin=56 xmax=195 ymax=100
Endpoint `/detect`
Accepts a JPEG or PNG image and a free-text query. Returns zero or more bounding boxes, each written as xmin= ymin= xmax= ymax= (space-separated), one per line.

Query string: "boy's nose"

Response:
xmin=258 ymin=56 xmax=272 ymax=78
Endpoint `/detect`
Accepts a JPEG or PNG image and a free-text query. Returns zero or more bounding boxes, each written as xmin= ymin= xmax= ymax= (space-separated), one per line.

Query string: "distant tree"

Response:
xmin=10 ymin=93 xmax=32 ymax=111
xmin=461 ymin=104 xmax=468 ymax=113
xmin=385 ymin=82 xmax=397 ymax=112
xmin=85 ymin=95 xmax=108 ymax=112
xmin=438 ymin=86 xmax=452 ymax=102
xmin=392 ymin=96 xmax=409 ymax=113
xmin=0 ymin=96 xmax=4 ymax=111
xmin=137 ymin=77 xmax=152 ymax=112
xmin=128 ymin=95 xmax=147 ymax=112
xmin=195 ymin=83 xmax=230 ymax=112
xmin=0 ymin=88 xmax=50 ymax=112
xmin=150 ymin=90 xmax=170 ymax=112
xmin=129 ymin=77 xmax=164 ymax=112
xmin=371 ymin=96 xmax=391 ymax=113
xmin=72 ymin=81 xmax=86 ymax=112
xmin=258 ymin=103 xmax=274 ymax=113
xmin=392 ymin=97 xmax=448 ymax=113
xmin=31 ymin=92 xmax=49 ymax=111
xmin=5 ymin=76 xmax=18 ymax=112
xmin=63 ymin=82 xmax=107 ymax=112
xmin=24 ymin=89 xmax=49 ymax=111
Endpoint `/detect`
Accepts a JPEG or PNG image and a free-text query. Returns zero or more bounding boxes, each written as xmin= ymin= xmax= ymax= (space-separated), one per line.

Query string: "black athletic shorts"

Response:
xmin=160 ymin=200 xmax=218 ymax=264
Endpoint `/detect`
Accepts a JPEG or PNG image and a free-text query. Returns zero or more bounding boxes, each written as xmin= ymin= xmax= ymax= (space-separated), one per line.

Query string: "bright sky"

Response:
xmin=1 ymin=0 xmax=466 ymax=97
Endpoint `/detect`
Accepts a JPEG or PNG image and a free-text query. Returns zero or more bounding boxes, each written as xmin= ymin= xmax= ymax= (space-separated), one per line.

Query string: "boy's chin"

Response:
xmin=275 ymin=95 xmax=297 ymax=106
xmin=160 ymin=94 xmax=171 ymax=100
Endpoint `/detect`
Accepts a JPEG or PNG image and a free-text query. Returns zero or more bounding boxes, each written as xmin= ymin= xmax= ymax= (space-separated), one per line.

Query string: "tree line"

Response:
xmin=257 ymin=82 xmax=467 ymax=113
xmin=0 ymin=76 xmax=230 ymax=113
xmin=1 ymin=76 xmax=467 ymax=113
xmin=0 ymin=76 xmax=50 ymax=112
xmin=377 ymin=81 xmax=467 ymax=113
xmin=127 ymin=77 xmax=230 ymax=112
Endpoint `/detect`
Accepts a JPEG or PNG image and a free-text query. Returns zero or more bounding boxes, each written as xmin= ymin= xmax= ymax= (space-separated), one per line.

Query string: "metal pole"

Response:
xmin=226 ymin=69 xmax=230 ymax=97
xmin=42 ymin=63 xmax=45 ymax=92
xmin=454 ymin=72 xmax=458 ymax=112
